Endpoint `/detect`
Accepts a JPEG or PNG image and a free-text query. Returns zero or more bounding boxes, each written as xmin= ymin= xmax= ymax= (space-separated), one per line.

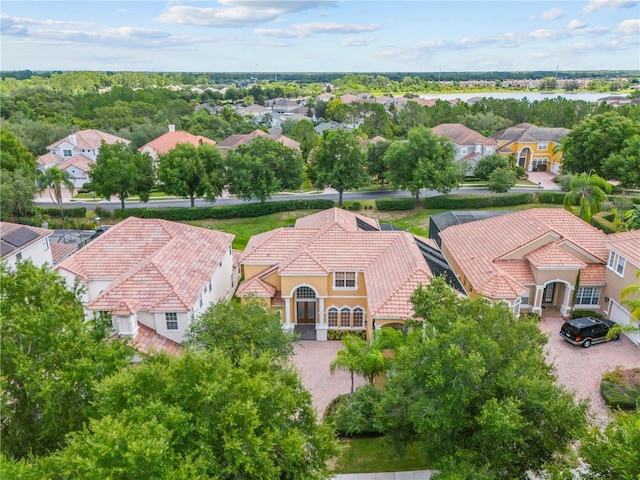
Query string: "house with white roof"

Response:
xmin=56 ymin=217 xmax=235 ymax=352
xmin=37 ymin=129 xmax=130 ymax=189
xmin=236 ymin=208 xmax=434 ymax=340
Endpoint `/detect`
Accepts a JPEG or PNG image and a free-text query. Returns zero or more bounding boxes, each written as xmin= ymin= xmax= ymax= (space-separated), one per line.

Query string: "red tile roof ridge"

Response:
xmin=524 ymin=241 xmax=587 ymax=269
xmin=133 ymin=324 xmax=183 ymax=356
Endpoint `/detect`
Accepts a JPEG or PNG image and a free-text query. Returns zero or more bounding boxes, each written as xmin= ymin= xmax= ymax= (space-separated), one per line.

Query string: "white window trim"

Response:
xmin=513 ymin=298 xmax=521 ymax=317
xmin=537 ymin=142 xmax=548 ymax=151
xmin=608 ymin=252 xmax=626 ymax=277
xmin=333 ymin=271 xmax=358 ymax=290
xmin=165 ymin=312 xmax=179 ymax=330
xmin=574 ymin=287 xmax=601 ymax=306
xmin=616 ymin=256 xmax=626 ymax=276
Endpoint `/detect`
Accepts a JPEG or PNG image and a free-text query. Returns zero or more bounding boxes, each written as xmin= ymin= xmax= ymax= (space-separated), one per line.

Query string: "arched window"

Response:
xmin=295 ymin=286 xmax=316 ymax=299
xmin=353 ymin=307 xmax=364 ymax=328
xmin=327 ymin=307 xmax=338 ymax=327
xmin=340 ymin=307 xmax=351 ymax=328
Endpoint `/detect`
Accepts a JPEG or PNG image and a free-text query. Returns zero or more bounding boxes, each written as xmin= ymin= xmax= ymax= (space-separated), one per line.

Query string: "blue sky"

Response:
xmin=1 ymin=1 xmax=639 ymax=72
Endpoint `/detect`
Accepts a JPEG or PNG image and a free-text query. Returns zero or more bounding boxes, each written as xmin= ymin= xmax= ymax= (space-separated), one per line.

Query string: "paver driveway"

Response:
xmin=292 ymin=340 xmax=366 ymax=417
xmin=539 ymin=314 xmax=640 ymax=425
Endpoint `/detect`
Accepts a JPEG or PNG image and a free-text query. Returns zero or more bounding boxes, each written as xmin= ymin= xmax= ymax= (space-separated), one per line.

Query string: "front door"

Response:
xmin=543 ymin=283 xmax=555 ymax=303
xmin=296 ymin=301 xmax=316 ymax=324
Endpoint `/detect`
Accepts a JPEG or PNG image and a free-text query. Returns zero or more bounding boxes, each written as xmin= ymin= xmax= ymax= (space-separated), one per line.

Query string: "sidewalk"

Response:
xmin=334 ymin=470 xmax=436 ymax=479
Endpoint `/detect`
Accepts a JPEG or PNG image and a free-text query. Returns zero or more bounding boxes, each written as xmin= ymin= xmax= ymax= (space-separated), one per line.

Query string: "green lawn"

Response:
xmin=332 ymin=437 xmax=430 ymax=474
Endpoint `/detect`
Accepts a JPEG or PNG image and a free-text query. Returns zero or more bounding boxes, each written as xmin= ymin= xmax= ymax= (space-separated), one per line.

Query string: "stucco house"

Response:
xmin=1 ymin=222 xmax=53 ymax=269
xmin=56 ymin=217 xmax=235 ymax=352
xmin=438 ymin=208 xmax=639 ymax=345
xmin=431 ymin=123 xmax=498 ymax=172
xmin=236 ymin=208 xmax=433 ymax=340
xmin=490 ymin=123 xmax=569 ymax=174
xmin=138 ymin=125 xmax=217 ymax=162
xmin=37 ymin=129 xmax=130 ymax=188
xmin=216 ymin=129 xmax=300 ymax=155
xmin=602 ymin=230 xmax=640 ymax=345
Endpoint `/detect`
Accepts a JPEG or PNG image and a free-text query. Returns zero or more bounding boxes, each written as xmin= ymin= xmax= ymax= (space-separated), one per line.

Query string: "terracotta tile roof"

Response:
xmin=432 ymin=123 xmax=497 ymax=147
xmin=50 ymin=242 xmax=77 ymax=264
xmin=236 ymin=266 xmax=278 ymax=298
xmin=132 ymin=324 xmax=183 ymax=355
xmin=37 ymin=152 xmax=62 ymax=167
xmin=494 ymin=259 xmax=535 ymax=284
xmin=294 ymin=207 xmax=380 ymax=231
xmin=140 ymin=131 xmax=216 ymax=155
xmin=216 ymin=130 xmax=300 ymax=151
xmin=238 ymin=209 xmax=433 ymax=318
xmin=490 ymin=123 xmax=570 ymax=144
xmin=48 ymin=129 xmax=130 ymax=150
xmin=482 ymin=272 xmax=528 ymax=298
xmin=439 ymin=208 xmax=608 ymax=298
xmin=606 ymin=230 xmax=640 ymax=268
xmin=580 ymin=263 xmax=607 ymax=285
xmin=57 ymin=155 xmax=93 ymax=172
xmin=57 ymin=217 xmax=233 ymax=314
xmin=525 ymin=242 xmax=586 ymax=269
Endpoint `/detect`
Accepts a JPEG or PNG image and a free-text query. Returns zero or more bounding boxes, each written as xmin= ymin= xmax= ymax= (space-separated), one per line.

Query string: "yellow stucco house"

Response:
xmin=490 ymin=123 xmax=570 ymax=174
xmin=236 ymin=208 xmax=434 ymax=340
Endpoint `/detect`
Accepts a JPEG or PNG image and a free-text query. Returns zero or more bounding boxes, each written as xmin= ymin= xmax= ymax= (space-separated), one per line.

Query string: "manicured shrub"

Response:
xmin=36 ymin=206 xmax=87 ymax=218
xmin=343 ymin=201 xmax=362 ymax=211
xmin=591 ymin=212 xmax=618 ymax=234
xmin=600 ymin=367 xmax=640 ymax=410
xmin=572 ymin=310 xmax=602 ymax=319
xmin=474 ymin=154 xmax=509 ymax=181
xmin=424 ymin=192 xmax=533 ymax=209
xmin=536 ymin=191 xmax=571 ymax=204
xmin=487 ymin=167 xmax=516 ymax=193
xmin=327 ymin=330 xmax=366 ymax=341
xmin=324 ymin=384 xmax=384 ymax=436
xmin=375 ymin=197 xmax=416 ymax=211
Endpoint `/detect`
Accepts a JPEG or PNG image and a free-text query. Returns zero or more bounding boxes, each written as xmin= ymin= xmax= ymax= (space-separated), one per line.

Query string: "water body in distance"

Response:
xmin=419 ymin=92 xmax=628 ymax=102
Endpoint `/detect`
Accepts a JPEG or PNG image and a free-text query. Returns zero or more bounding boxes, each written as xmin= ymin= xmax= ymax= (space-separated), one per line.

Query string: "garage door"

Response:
xmin=610 ymin=301 xmax=639 ymax=345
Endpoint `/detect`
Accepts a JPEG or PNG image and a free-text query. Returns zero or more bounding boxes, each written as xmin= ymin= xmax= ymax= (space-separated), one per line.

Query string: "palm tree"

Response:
xmin=624 ymin=205 xmax=640 ymax=231
xmin=621 ymin=271 xmax=640 ymax=322
xmin=563 ymin=172 xmax=611 ymax=223
xmin=37 ymin=166 xmax=75 ymax=218
xmin=330 ymin=335 xmax=363 ymax=394
xmin=330 ymin=334 xmax=389 ymax=393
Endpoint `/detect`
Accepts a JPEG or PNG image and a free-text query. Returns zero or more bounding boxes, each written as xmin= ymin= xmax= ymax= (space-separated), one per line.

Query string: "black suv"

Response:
xmin=560 ymin=317 xmax=619 ymax=348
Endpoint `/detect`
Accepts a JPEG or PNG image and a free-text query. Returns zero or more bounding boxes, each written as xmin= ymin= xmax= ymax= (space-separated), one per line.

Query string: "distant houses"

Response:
xmin=139 ymin=125 xmax=217 ymax=162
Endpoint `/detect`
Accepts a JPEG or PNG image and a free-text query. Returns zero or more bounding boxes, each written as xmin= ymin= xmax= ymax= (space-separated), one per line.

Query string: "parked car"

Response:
xmin=560 ymin=317 xmax=619 ymax=348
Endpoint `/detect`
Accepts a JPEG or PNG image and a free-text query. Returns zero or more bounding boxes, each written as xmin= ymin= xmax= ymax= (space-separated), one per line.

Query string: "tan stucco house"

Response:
xmin=236 ymin=208 xmax=433 ymax=340
xmin=439 ymin=208 xmax=639 ymax=345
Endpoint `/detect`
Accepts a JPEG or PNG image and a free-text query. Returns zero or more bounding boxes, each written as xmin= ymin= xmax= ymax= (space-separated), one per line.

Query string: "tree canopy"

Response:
xmin=561 ymin=112 xmax=640 ymax=175
xmin=384 ymin=126 xmax=463 ymax=203
xmin=375 ymin=277 xmax=586 ymax=478
xmin=0 ymin=261 xmax=132 ymax=459
xmin=37 ymin=166 xmax=74 ymax=218
xmin=157 ymin=142 xmax=225 ymax=207
xmin=90 ymin=141 xmax=155 ymax=210
xmin=563 ymin=172 xmax=612 ymax=223
xmin=0 ymin=129 xmax=38 ymax=175
xmin=311 ymin=129 xmax=368 ymax=206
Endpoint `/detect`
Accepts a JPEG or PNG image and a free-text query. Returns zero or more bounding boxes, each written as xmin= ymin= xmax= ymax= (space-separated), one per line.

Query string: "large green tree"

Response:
xmin=90 ymin=141 xmax=155 ymax=210
xmin=365 ymin=139 xmax=390 ymax=189
xmin=376 ymin=277 xmax=586 ymax=478
xmin=580 ymin=409 xmax=640 ymax=480
xmin=473 ymin=153 xmax=509 ymax=180
xmin=38 ymin=350 xmax=338 ymax=479
xmin=561 ymin=112 xmax=640 ymax=175
xmin=157 ymin=142 xmax=225 ymax=207
xmin=226 ymin=137 xmax=303 ymax=203
xmin=384 ymin=126 xmax=463 ymax=203
xmin=311 ymin=129 xmax=368 ymax=206
xmin=0 ymin=129 xmax=38 ymax=175
xmin=36 ymin=166 xmax=75 ymax=218
xmin=563 ymin=172 xmax=612 ymax=223
xmin=602 ymin=134 xmax=640 ymax=189
xmin=186 ymin=299 xmax=297 ymax=363
xmin=0 ymin=169 xmax=36 ymax=219
xmin=0 ymin=261 xmax=132 ymax=459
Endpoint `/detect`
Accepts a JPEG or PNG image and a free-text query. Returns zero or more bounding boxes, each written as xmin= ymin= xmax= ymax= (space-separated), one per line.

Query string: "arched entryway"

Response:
xmin=540 ymin=280 xmax=573 ymax=318
xmin=295 ymin=286 xmax=317 ymax=324
xmin=518 ymin=147 xmax=532 ymax=170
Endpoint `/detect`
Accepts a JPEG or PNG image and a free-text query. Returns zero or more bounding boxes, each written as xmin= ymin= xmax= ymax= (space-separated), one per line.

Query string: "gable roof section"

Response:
xmin=525 ymin=242 xmax=587 ymax=269
xmin=140 ymin=131 xmax=216 ymax=155
xmin=133 ymin=324 xmax=183 ymax=355
xmin=216 ymin=130 xmax=300 ymax=151
xmin=439 ymin=208 xmax=608 ymax=298
xmin=58 ymin=155 xmax=93 ymax=172
xmin=294 ymin=207 xmax=380 ymax=231
xmin=605 ymin=230 xmax=640 ymax=268
xmin=57 ymin=217 xmax=233 ymax=313
xmin=432 ymin=123 xmax=497 ymax=147
xmin=48 ymin=129 xmax=130 ymax=150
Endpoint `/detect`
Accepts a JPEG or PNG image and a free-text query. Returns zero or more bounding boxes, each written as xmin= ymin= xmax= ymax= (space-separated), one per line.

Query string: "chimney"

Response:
xmin=168 ymin=124 xmax=175 ymax=132
xmin=69 ymin=134 xmax=77 ymax=145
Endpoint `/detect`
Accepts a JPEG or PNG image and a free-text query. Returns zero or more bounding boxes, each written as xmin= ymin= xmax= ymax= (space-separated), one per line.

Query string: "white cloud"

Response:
xmin=530 ymin=8 xmax=564 ymax=20
xmin=616 ymin=18 xmax=640 ymax=34
xmin=255 ymin=21 xmax=380 ymax=38
xmin=582 ymin=0 xmax=639 ymax=14
xmin=155 ymin=1 xmax=335 ymax=28
xmin=342 ymin=36 xmax=374 ymax=47
xmin=568 ymin=19 xmax=587 ymax=30
xmin=0 ymin=13 xmax=92 ymax=30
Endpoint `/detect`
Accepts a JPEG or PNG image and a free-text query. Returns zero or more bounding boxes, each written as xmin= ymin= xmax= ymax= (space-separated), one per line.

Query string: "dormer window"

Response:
xmin=63 ymin=149 xmax=72 ymax=157
xmin=334 ymin=271 xmax=356 ymax=289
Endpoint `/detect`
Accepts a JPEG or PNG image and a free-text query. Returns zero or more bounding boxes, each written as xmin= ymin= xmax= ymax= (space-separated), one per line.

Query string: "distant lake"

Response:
xmin=419 ymin=91 xmax=627 ymax=102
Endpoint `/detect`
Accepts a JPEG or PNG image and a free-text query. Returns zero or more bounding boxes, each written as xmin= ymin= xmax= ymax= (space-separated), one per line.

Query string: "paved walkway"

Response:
xmin=334 ymin=471 xmax=436 ymax=479
xmin=527 ymin=171 xmax=560 ymax=190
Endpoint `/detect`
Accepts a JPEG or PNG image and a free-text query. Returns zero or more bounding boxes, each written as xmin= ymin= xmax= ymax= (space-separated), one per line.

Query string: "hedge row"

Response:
xmin=36 ymin=206 xmax=87 ymax=218
xmin=591 ymin=212 xmax=618 ymax=234
xmin=114 ymin=199 xmax=335 ymax=221
xmin=375 ymin=197 xmax=416 ymax=211
xmin=424 ymin=192 xmax=534 ymax=209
